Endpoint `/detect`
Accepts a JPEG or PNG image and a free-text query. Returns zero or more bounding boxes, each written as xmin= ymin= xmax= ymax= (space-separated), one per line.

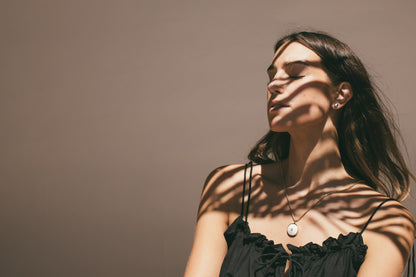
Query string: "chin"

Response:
xmin=268 ymin=118 xmax=293 ymax=132
xmin=269 ymin=124 xmax=291 ymax=133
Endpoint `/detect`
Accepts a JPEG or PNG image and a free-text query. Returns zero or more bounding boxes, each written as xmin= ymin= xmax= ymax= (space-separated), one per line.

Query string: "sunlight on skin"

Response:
xmin=194 ymin=164 xmax=414 ymax=276
xmin=185 ymin=41 xmax=415 ymax=277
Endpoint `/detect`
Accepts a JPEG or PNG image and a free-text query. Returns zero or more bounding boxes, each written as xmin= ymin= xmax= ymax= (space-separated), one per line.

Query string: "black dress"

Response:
xmin=219 ymin=162 xmax=413 ymax=277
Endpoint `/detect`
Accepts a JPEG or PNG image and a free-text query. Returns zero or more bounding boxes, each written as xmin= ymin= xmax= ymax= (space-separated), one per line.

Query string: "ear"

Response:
xmin=332 ymin=82 xmax=353 ymax=109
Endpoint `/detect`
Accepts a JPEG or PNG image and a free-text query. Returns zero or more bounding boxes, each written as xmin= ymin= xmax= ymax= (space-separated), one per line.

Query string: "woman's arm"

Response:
xmin=184 ymin=211 xmax=228 ymax=277
xmin=184 ymin=165 xmax=244 ymax=277
xmin=357 ymin=202 xmax=415 ymax=277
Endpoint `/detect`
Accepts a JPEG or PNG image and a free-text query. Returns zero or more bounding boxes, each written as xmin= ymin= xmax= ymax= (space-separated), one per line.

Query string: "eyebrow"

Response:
xmin=266 ymin=60 xmax=322 ymax=72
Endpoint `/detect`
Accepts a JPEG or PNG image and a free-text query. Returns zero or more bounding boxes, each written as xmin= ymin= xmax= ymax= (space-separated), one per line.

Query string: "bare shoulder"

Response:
xmin=185 ymin=164 xmax=250 ymax=277
xmin=348 ymin=187 xmax=415 ymax=239
xmin=358 ymin=196 xmax=415 ymax=276
xmin=364 ymin=198 xmax=415 ymax=242
xmin=197 ymin=163 xmax=249 ymax=220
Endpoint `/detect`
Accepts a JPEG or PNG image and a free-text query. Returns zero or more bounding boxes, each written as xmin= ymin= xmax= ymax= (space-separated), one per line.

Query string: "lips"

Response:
xmin=269 ymin=102 xmax=289 ymax=112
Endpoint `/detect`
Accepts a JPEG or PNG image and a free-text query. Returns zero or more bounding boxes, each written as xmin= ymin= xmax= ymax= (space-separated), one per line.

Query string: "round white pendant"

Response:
xmin=287 ymin=223 xmax=298 ymax=237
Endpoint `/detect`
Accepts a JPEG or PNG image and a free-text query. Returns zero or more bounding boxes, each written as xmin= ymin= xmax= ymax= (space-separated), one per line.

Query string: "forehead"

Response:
xmin=270 ymin=42 xmax=321 ymax=67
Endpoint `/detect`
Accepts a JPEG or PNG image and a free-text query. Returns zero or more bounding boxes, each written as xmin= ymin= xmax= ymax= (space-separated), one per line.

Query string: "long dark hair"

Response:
xmin=248 ymin=31 xmax=413 ymax=201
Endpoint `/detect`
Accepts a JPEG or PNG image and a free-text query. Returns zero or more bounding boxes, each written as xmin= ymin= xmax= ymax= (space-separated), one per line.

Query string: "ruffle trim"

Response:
xmin=224 ymin=215 xmax=368 ymax=267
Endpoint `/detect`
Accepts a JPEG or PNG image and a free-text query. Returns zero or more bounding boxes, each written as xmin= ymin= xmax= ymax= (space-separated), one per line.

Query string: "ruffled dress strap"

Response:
xmin=241 ymin=161 xmax=253 ymax=222
xmin=223 ymin=161 xmax=253 ymax=246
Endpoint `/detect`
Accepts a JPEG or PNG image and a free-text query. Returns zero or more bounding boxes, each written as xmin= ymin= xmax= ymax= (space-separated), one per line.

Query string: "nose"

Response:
xmin=267 ymin=79 xmax=286 ymax=95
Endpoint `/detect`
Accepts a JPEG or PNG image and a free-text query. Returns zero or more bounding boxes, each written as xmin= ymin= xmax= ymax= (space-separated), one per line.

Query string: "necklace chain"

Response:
xmin=283 ymin=181 xmax=359 ymax=224
xmin=278 ymin=163 xmax=360 ymax=237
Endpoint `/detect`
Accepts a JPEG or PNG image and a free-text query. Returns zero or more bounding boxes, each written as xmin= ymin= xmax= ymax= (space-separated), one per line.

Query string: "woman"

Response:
xmin=185 ymin=31 xmax=415 ymax=276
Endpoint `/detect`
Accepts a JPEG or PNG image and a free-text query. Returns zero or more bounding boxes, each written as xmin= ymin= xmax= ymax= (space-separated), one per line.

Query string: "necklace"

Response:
xmin=283 ymin=181 xmax=359 ymax=237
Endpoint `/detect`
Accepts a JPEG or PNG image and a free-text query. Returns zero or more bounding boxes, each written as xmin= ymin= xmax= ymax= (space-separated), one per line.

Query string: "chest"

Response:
xmin=238 ymin=209 xmax=363 ymax=248
xmin=220 ymin=215 xmax=367 ymax=277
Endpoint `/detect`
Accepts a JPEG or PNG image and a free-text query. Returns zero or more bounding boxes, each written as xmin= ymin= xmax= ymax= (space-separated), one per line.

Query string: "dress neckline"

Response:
xmin=227 ymin=215 xmax=366 ymax=253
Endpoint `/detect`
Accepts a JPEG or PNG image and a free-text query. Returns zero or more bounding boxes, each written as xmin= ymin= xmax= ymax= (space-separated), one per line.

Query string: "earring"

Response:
xmin=334 ymin=103 xmax=339 ymax=109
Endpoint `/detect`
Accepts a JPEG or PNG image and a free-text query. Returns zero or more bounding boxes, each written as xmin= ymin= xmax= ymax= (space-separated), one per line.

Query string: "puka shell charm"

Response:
xmin=287 ymin=223 xmax=298 ymax=237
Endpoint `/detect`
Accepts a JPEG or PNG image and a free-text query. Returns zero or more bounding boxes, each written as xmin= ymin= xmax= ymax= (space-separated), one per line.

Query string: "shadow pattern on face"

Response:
xmin=267 ymin=79 xmax=334 ymax=132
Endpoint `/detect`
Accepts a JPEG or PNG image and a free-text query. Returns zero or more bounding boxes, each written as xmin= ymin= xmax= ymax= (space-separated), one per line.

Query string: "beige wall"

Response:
xmin=1 ymin=0 xmax=415 ymax=276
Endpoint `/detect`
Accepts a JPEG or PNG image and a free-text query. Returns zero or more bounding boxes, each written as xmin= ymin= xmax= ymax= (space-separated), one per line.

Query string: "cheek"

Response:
xmin=302 ymin=92 xmax=331 ymax=112
xmin=294 ymin=92 xmax=331 ymax=122
xmin=268 ymin=88 xmax=332 ymax=131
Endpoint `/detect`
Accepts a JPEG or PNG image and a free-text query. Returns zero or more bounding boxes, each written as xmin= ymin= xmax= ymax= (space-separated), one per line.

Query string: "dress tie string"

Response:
xmin=256 ymin=249 xmax=304 ymax=276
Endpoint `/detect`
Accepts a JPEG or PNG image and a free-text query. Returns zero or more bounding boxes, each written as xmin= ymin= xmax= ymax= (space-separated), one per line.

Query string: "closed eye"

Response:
xmin=267 ymin=75 xmax=304 ymax=85
xmin=288 ymin=75 xmax=304 ymax=79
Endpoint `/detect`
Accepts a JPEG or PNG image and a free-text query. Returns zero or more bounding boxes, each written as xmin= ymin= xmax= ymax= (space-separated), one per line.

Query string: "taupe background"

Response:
xmin=1 ymin=0 xmax=416 ymax=276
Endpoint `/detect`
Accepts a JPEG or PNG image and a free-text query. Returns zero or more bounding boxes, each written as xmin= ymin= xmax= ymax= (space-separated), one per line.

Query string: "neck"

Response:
xmin=283 ymin=119 xmax=351 ymax=192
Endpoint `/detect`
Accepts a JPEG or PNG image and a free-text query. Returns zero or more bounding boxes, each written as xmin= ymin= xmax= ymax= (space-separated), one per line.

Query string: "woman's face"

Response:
xmin=267 ymin=42 xmax=337 ymax=133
